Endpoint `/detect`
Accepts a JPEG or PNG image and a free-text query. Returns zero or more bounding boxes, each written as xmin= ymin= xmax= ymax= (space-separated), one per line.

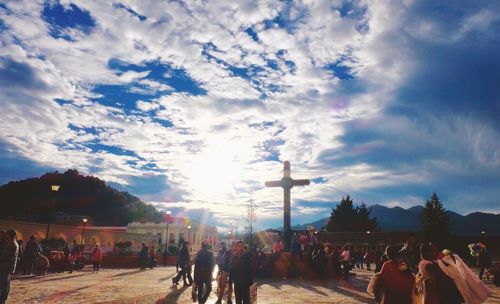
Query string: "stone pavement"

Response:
xmin=8 ymin=266 xmax=500 ymax=303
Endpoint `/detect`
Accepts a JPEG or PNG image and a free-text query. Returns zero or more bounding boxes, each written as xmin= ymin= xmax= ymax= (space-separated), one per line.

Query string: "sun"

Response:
xmin=185 ymin=136 xmax=246 ymax=200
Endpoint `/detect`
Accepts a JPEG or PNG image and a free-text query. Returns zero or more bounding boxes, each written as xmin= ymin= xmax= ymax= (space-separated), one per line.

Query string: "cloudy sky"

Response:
xmin=1 ymin=0 xmax=499 ymax=230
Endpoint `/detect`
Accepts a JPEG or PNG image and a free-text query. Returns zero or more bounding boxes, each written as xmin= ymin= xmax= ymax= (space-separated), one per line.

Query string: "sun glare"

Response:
xmin=186 ymin=136 xmax=246 ymax=200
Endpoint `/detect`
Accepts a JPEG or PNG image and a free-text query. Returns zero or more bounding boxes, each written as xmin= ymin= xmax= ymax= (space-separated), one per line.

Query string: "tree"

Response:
xmin=356 ymin=202 xmax=379 ymax=232
xmin=421 ymin=192 xmax=449 ymax=245
xmin=40 ymin=237 xmax=66 ymax=251
xmin=326 ymin=195 xmax=379 ymax=232
xmin=0 ymin=169 xmax=164 ymax=225
xmin=244 ymin=200 xmax=257 ymax=248
xmin=115 ymin=241 xmax=132 ymax=255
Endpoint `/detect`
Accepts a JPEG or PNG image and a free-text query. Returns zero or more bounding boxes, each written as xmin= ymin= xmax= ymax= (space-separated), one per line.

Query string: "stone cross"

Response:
xmin=265 ymin=161 xmax=310 ymax=251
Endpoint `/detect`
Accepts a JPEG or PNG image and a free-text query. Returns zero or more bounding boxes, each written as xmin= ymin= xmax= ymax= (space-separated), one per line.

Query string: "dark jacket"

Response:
xmin=178 ymin=246 xmax=190 ymax=266
xmin=194 ymin=248 xmax=214 ymax=283
xmin=222 ymin=250 xmax=232 ymax=272
xmin=139 ymin=246 xmax=149 ymax=260
xmin=230 ymin=251 xmax=253 ymax=287
xmin=24 ymin=240 xmax=39 ymax=258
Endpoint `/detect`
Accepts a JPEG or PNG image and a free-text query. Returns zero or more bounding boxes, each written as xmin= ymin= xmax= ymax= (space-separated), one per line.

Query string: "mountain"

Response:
xmin=292 ymin=217 xmax=330 ymax=231
xmin=0 ymin=169 xmax=164 ymax=226
xmin=292 ymin=204 xmax=500 ymax=236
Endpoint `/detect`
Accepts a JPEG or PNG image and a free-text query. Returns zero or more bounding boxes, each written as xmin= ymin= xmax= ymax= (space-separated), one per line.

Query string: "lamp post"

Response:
xmin=187 ymin=225 xmax=191 ymax=244
xmin=80 ymin=218 xmax=88 ymax=251
xmin=44 ymin=185 xmax=60 ymax=252
xmin=166 ymin=211 xmax=171 ymax=246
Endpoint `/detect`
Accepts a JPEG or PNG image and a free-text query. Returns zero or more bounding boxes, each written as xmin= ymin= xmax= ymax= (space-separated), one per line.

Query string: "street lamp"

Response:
xmin=44 ymin=184 xmax=60 ymax=252
xmin=166 ymin=211 xmax=171 ymax=246
xmin=187 ymin=225 xmax=191 ymax=243
xmin=80 ymin=218 xmax=88 ymax=250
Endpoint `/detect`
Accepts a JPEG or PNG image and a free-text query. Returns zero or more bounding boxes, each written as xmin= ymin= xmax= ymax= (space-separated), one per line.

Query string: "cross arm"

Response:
xmin=292 ymin=179 xmax=310 ymax=186
xmin=265 ymin=180 xmax=282 ymax=187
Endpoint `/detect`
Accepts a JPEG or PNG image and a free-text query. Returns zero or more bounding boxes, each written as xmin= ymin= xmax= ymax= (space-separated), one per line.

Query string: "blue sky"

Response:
xmin=0 ymin=0 xmax=499 ymax=230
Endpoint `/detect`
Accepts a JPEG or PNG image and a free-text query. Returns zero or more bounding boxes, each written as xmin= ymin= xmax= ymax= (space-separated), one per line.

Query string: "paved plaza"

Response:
xmin=8 ymin=266 xmax=500 ymax=303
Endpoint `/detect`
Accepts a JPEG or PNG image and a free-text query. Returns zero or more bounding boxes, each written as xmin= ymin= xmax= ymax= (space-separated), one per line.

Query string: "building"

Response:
xmin=0 ymin=220 xmax=157 ymax=253
xmin=127 ymin=217 xmax=218 ymax=251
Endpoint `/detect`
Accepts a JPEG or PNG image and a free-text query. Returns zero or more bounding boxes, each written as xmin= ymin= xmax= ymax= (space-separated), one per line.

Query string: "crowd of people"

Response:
xmin=272 ymin=233 xmax=386 ymax=280
xmin=164 ymin=239 xmax=254 ymax=304
xmin=368 ymin=240 xmax=494 ymax=304
xmin=0 ymin=229 xmax=105 ymax=303
xmin=2 ymin=227 xmax=498 ymax=304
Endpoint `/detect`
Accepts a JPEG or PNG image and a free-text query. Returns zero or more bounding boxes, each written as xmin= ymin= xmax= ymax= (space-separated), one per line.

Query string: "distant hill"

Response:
xmin=0 ymin=169 xmax=164 ymax=226
xmin=292 ymin=204 xmax=500 ymax=236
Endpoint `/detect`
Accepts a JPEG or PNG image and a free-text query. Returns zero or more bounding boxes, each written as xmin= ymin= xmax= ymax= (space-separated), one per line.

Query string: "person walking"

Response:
xmin=172 ymin=241 xmax=192 ymax=286
xmin=230 ymin=240 xmax=253 ymax=304
xmin=216 ymin=241 xmax=234 ymax=304
xmin=0 ymin=230 xmax=19 ymax=304
xmin=91 ymin=244 xmax=102 ymax=273
xmin=194 ymin=240 xmax=214 ymax=304
xmin=216 ymin=242 xmax=227 ymax=275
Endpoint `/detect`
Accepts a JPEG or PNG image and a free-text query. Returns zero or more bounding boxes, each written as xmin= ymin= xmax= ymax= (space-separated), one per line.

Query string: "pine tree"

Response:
xmin=421 ymin=192 xmax=449 ymax=245
xmin=356 ymin=202 xmax=379 ymax=232
xmin=326 ymin=195 xmax=378 ymax=232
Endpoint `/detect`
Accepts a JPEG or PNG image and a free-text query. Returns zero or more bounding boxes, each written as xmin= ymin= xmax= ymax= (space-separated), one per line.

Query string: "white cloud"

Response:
xmin=1 ymin=0 xmax=499 ymax=229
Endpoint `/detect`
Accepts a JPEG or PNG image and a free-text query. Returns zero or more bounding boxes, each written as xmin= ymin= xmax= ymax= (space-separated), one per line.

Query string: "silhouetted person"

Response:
xmin=92 ymin=244 xmax=102 ymax=272
xmin=478 ymin=248 xmax=492 ymax=281
xmin=172 ymin=241 xmax=192 ymax=286
xmin=139 ymin=243 xmax=149 ymax=270
xmin=162 ymin=246 xmax=169 ymax=267
xmin=34 ymin=252 xmax=49 ymax=275
xmin=364 ymin=250 xmax=373 ymax=271
xmin=216 ymin=242 xmax=227 ymax=275
xmin=23 ymin=235 xmax=39 ymax=275
xmin=399 ymin=234 xmax=420 ymax=274
xmin=289 ymin=236 xmax=302 ymax=277
xmin=0 ymin=230 xmax=19 ymax=304
xmin=194 ymin=240 xmax=214 ymax=304
xmin=312 ymin=244 xmax=326 ymax=279
xmin=216 ymin=241 xmax=235 ymax=304
xmin=230 ymin=240 xmax=253 ymax=304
